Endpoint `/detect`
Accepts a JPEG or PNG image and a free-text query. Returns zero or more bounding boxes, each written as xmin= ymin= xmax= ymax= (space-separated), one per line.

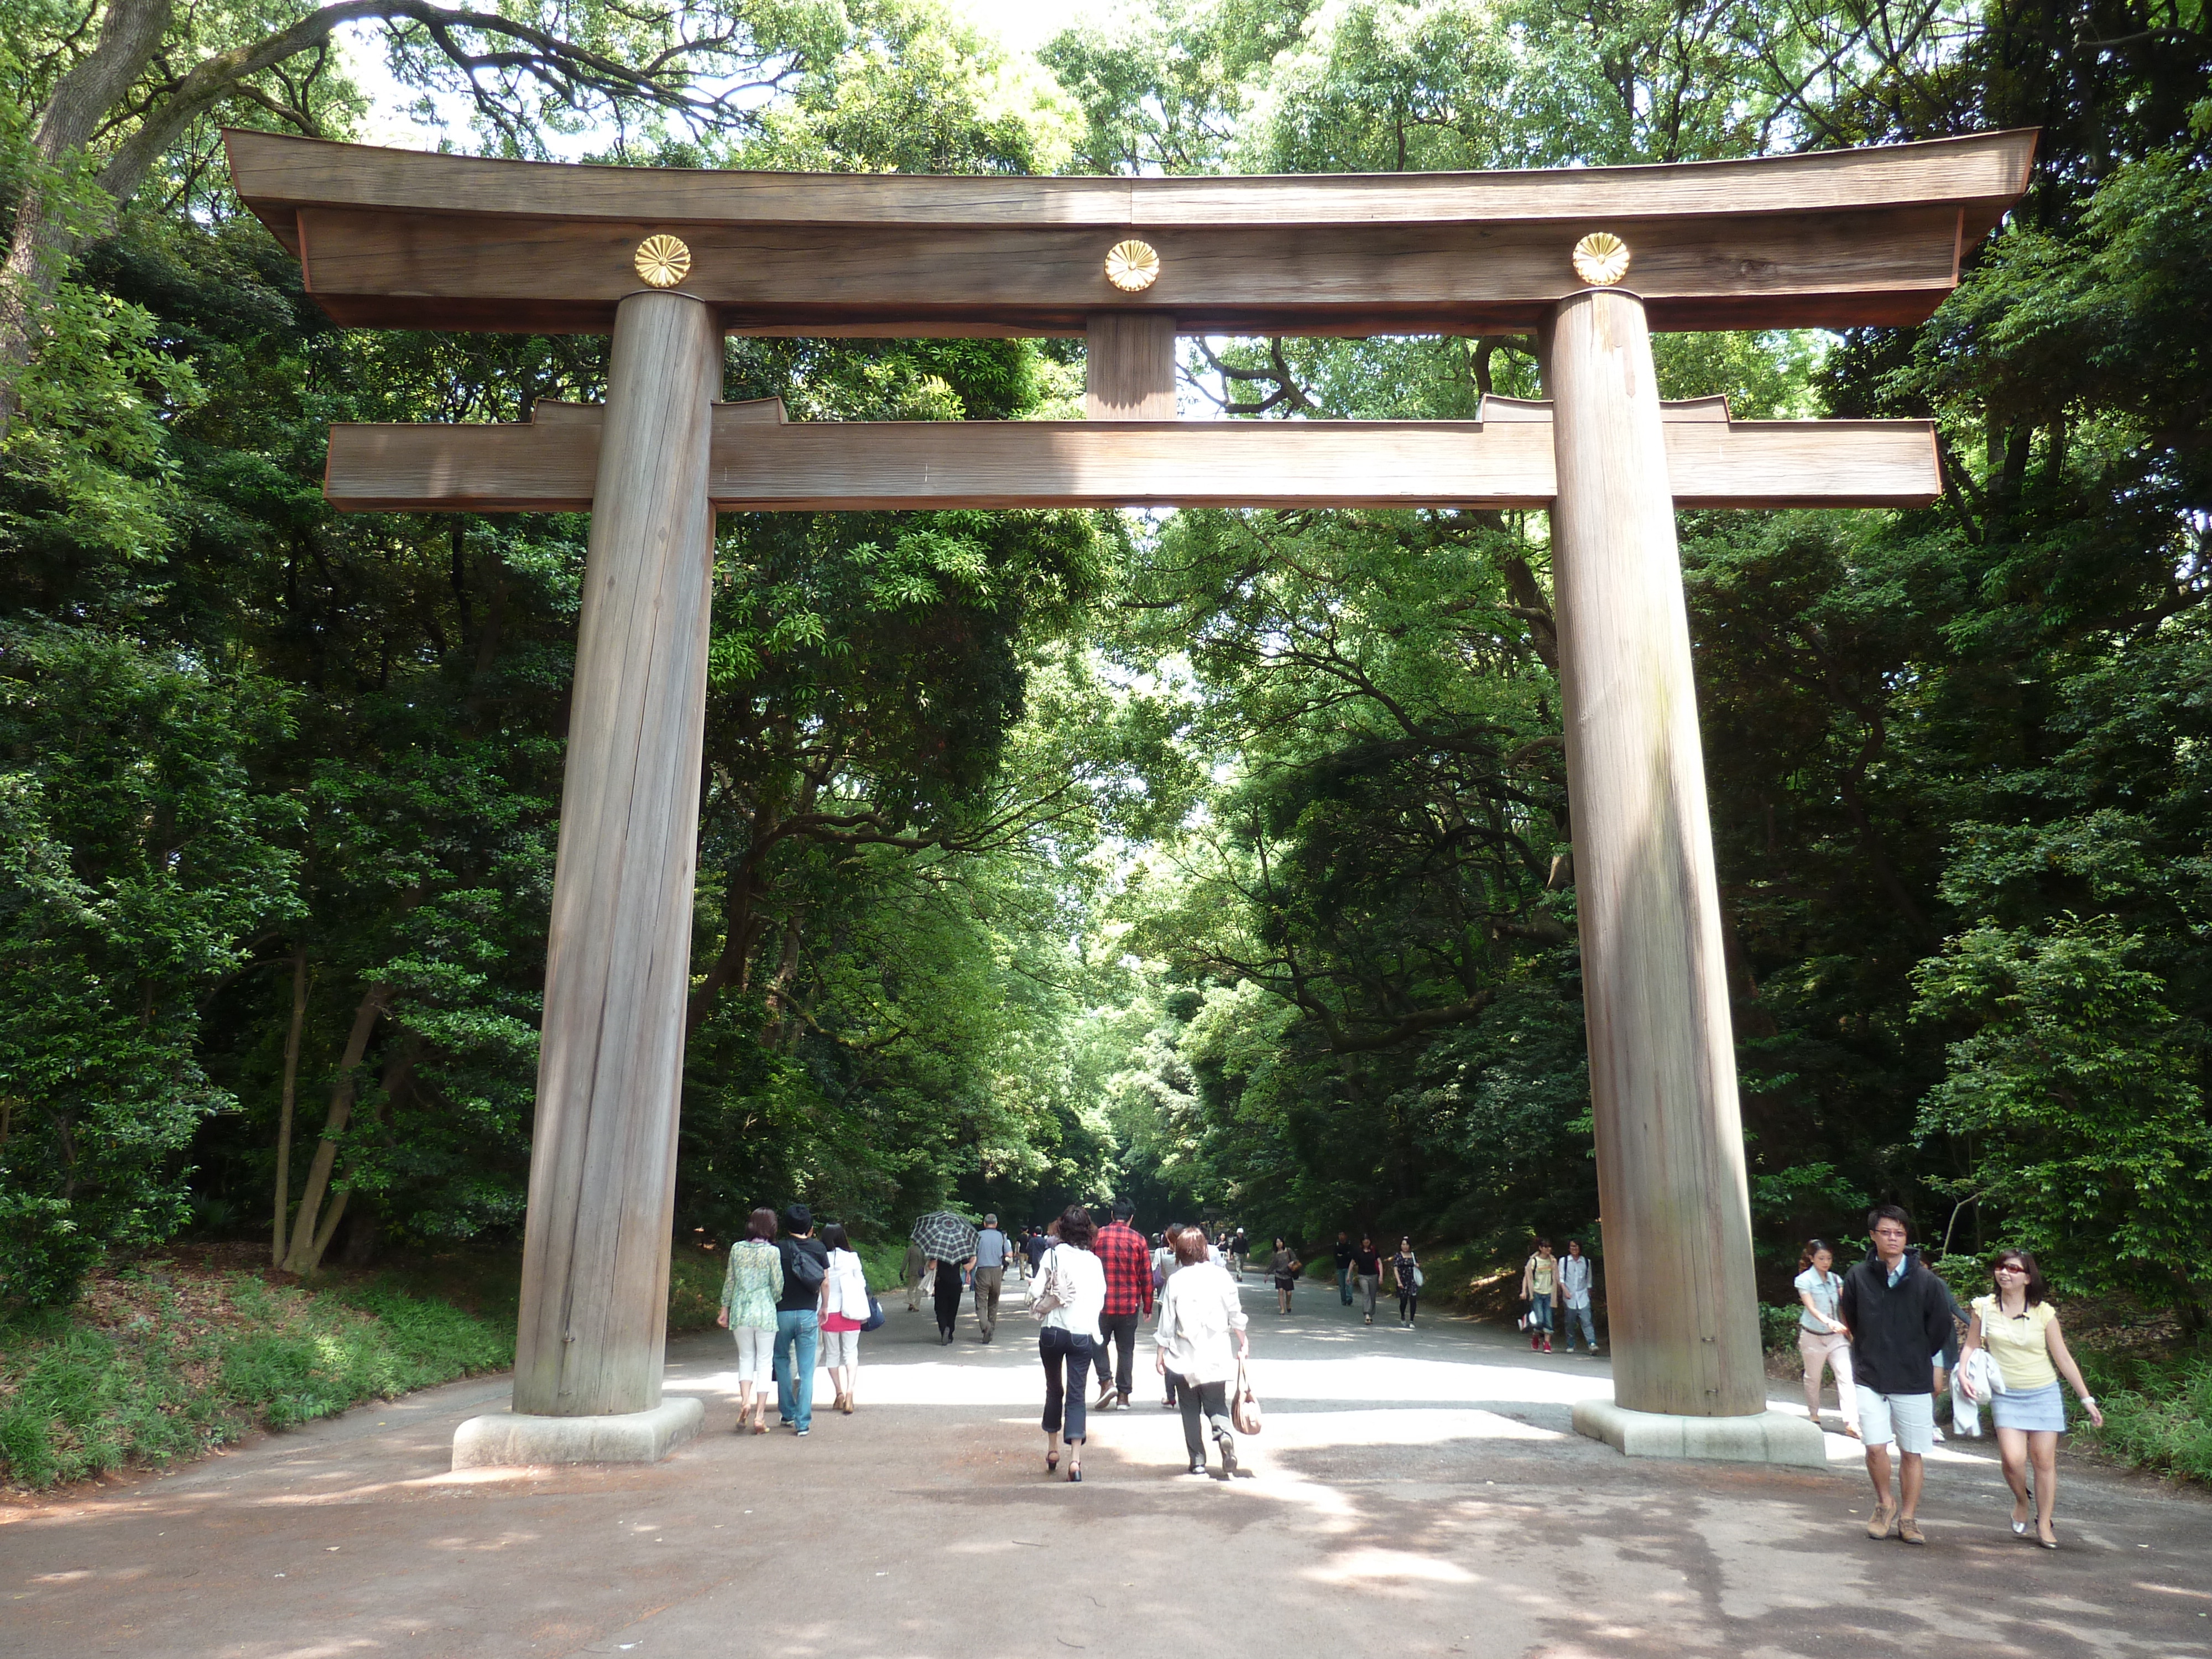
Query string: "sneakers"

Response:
xmin=1897 ymin=1517 xmax=1926 ymax=1545
xmin=1542 ymin=1339 xmax=1553 ymax=1353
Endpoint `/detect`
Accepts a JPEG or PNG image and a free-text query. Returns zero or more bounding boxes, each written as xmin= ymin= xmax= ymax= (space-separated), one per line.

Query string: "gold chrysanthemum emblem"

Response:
xmin=1571 ymin=232 xmax=1631 ymax=286
xmin=1104 ymin=239 xmax=1161 ymax=293
xmin=634 ymin=234 xmax=693 ymax=288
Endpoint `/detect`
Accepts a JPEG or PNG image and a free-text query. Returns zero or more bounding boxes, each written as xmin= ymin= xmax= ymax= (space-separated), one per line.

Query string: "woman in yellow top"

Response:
xmin=1956 ymin=1249 xmax=2104 ymax=1550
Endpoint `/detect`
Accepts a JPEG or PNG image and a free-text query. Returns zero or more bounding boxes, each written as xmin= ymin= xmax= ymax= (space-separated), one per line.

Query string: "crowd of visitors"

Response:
xmin=723 ymin=1194 xmax=2099 ymax=1550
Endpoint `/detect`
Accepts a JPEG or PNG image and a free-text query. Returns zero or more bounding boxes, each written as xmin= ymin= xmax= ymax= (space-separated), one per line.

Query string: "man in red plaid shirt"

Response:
xmin=1089 ymin=1198 xmax=1155 ymax=1410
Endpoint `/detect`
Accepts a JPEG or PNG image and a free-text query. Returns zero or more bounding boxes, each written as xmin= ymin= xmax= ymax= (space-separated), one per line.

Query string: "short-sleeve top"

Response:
xmin=1527 ymin=1254 xmax=1558 ymax=1297
xmin=1794 ymin=1266 xmax=1844 ymax=1331
xmin=721 ymin=1238 xmax=784 ymax=1331
xmin=1973 ymin=1295 xmax=2059 ymax=1391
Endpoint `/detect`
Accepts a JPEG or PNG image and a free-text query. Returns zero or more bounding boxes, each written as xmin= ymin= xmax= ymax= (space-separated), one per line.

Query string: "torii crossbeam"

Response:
xmin=225 ymin=126 xmax=2034 ymax=1473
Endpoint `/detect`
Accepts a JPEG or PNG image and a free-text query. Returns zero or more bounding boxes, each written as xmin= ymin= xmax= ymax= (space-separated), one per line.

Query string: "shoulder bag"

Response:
xmin=1028 ymin=1245 xmax=1069 ymax=1321
xmin=1232 ymin=1358 xmax=1263 ymax=1435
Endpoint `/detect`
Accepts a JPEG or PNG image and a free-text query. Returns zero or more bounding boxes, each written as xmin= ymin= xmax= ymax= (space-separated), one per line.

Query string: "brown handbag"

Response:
xmin=1232 ymin=1359 xmax=1263 ymax=1435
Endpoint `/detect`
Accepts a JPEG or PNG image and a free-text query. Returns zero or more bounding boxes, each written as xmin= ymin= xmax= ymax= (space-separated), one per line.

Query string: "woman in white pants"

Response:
xmin=817 ymin=1223 xmax=871 ymax=1415
xmin=718 ymin=1207 xmax=785 ymax=1433
xmin=1795 ymin=1240 xmax=1859 ymax=1438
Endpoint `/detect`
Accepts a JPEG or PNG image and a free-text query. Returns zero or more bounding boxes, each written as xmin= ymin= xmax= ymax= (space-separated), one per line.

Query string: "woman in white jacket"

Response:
xmin=1155 ymin=1224 xmax=1250 ymax=1477
xmin=1033 ymin=1204 xmax=1107 ymax=1481
xmin=816 ymin=1224 xmax=872 ymax=1415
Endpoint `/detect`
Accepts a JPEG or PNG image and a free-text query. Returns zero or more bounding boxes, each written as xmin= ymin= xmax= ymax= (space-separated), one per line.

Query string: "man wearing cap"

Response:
xmin=773 ymin=1204 xmax=830 ymax=1436
xmin=972 ymin=1213 xmax=1010 ymax=1341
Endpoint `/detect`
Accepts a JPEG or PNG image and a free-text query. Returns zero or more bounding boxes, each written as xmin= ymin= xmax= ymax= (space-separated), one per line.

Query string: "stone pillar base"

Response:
xmin=452 ymin=1396 xmax=705 ymax=1470
xmin=1573 ymin=1400 xmax=1828 ymax=1467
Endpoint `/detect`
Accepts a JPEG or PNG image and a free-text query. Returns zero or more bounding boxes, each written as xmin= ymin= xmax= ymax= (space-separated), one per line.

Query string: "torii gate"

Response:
xmin=226 ymin=126 xmax=2034 ymax=1470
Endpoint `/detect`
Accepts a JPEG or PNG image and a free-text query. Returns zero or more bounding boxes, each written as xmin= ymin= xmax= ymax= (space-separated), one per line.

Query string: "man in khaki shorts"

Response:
xmin=1838 ymin=1205 xmax=1956 ymax=1545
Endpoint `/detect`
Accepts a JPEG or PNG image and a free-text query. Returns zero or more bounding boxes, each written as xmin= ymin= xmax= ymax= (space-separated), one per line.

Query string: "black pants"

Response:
xmin=1040 ymin=1328 xmax=1093 ymax=1441
xmin=1399 ymin=1288 xmax=1418 ymax=1321
xmin=1176 ymin=1377 xmax=1234 ymax=1463
xmin=1093 ymin=1310 xmax=1140 ymax=1396
xmin=933 ymin=1264 xmax=963 ymax=1338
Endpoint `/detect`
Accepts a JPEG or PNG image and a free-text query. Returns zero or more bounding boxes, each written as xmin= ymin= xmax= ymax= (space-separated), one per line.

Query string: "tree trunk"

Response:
xmin=271 ymin=947 xmax=310 ymax=1266
xmin=0 ymin=0 xmax=176 ymax=440
xmin=280 ymin=980 xmax=391 ymax=1275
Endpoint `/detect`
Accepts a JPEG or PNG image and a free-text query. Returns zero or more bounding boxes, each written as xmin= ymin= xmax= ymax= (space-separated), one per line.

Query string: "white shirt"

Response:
xmin=1558 ymin=1254 xmax=1592 ymax=1308
xmin=822 ymin=1248 xmax=871 ymax=1323
xmin=1153 ymin=1260 xmax=1248 ymax=1385
xmin=1036 ymin=1244 xmax=1105 ymax=1340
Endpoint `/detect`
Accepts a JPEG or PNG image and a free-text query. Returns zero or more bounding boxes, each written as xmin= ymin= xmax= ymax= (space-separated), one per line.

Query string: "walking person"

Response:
xmin=772 ymin=1204 xmax=830 ymax=1436
xmin=930 ymin=1250 xmax=969 ymax=1345
xmin=1230 ymin=1227 xmax=1250 ymax=1281
xmin=1957 ymin=1249 xmax=2105 ymax=1548
xmin=1838 ymin=1205 xmax=1957 ymax=1545
xmin=1795 ymin=1239 xmax=1859 ymax=1437
xmin=816 ymin=1223 xmax=869 ymax=1416
xmin=1521 ymin=1239 xmax=1560 ymax=1352
xmin=1352 ymin=1235 xmax=1384 ymax=1324
xmin=1269 ymin=1238 xmax=1302 ymax=1313
xmin=902 ymin=1236 xmax=927 ymax=1312
xmin=1022 ymin=1224 xmax=1051 ymax=1281
xmin=1333 ymin=1232 xmax=1355 ymax=1306
xmin=1155 ymin=1224 xmax=1252 ymax=1477
xmin=1558 ymin=1239 xmax=1599 ymax=1354
xmin=1388 ymin=1237 xmax=1421 ymax=1327
xmin=1032 ymin=1204 xmax=1106 ymax=1482
xmin=972 ymin=1213 xmax=1010 ymax=1341
xmin=716 ymin=1207 xmax=784 ymax=1434
xmin=1091 ymin=1199 xmax=1154 ymax=1411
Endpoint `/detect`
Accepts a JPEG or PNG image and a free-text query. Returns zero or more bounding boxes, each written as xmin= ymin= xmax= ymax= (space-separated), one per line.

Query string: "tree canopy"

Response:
xmin=2 ymin=0 xmax=2206 ymax=1333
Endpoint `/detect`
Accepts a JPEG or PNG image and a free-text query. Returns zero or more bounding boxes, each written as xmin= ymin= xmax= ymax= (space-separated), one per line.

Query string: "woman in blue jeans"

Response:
xmin=1034 ymin=1203 xmax=1107 ymax=1482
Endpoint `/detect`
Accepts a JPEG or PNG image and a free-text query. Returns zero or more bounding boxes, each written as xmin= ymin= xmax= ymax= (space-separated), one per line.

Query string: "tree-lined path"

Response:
xmin=8 ymin=1282 xmax=2208 ymax=1658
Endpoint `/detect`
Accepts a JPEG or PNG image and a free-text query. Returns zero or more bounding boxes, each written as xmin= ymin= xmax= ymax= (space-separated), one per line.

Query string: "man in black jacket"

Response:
xmin=1837 ymin=1205 xmax=1956 ymax=1545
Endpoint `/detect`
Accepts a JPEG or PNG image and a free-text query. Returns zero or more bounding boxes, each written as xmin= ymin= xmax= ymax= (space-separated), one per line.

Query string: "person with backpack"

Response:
xmin=1031 ymin=1204 xmax=1107 ymax=1481
xmin=773 ymin=1204 xmax=830 ymax=1436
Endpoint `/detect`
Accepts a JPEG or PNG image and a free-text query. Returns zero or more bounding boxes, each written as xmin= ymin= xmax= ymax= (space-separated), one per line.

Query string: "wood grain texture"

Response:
xmin=1087 ymin=314 xmax=1178 ymax=420
xmin=510 ymin=292 xmax=721 ymax=1420
xmin=286 ymin=202 xmax=1969 ymax=336
xmin=1545 ymin=287 xmax=1767 ymax=1418
xmin=226 ymin=127 xmax=2033 ymax=234
xmin=324 ymin=409 xmax=1939 ymax=512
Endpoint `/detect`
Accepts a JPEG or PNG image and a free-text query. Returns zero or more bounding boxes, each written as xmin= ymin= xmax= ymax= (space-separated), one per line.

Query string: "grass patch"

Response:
xmin=0 ymin=1243 xmax=735 ymax=1493
xmin=2078 ymin=1340 xmax=2212 ymax=1485
xmin=0 ymin=1265 xmax=510 ymax=1491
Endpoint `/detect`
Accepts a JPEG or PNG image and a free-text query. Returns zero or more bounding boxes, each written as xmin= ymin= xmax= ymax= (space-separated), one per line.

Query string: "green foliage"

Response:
xmin=0 ymin=1268 xmax=509 ymax=1488
xmin=0 ymin=632 xmax=300 ymax=1305
xmin=1913 ymin=915 xmax=2212 ymax=1302
xmin=2079 ymin=1344 xmax=2212 ymax=1485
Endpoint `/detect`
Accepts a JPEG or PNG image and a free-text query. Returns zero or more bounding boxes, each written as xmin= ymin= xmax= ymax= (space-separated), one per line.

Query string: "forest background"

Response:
xmin=2 ymin=0 xmax=2209 ymax=1407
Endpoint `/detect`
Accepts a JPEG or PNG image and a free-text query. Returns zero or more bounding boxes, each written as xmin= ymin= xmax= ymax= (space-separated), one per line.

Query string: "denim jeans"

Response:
xmin=1338 ymin=1266 xmax=1354 ymax=1305
xmin=774 ymin=1308 xmax=820 ymax=1430
xmin=1562 ymin=1301 xmax=1597 ymax=1350
xmin=1039 ymin=1327 xmax=1094 ymax=1442
xmin=1527 ymin=1296 xmax=1554 ymax=1334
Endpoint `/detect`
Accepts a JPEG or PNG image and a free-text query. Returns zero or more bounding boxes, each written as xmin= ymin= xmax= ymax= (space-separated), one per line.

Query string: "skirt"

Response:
xmin=1991 ymin=1379 xmax=2066 ymax=1433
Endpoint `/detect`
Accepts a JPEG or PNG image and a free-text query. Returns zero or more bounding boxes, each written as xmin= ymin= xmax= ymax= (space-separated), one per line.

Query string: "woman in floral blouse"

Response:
xmin=717 ymin=1207 xmax=785 ymax=1434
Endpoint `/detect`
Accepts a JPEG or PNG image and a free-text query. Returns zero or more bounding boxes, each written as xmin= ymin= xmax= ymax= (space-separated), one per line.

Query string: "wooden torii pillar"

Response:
xmin=227 ymin=127 xmax=2033 ymax=1469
